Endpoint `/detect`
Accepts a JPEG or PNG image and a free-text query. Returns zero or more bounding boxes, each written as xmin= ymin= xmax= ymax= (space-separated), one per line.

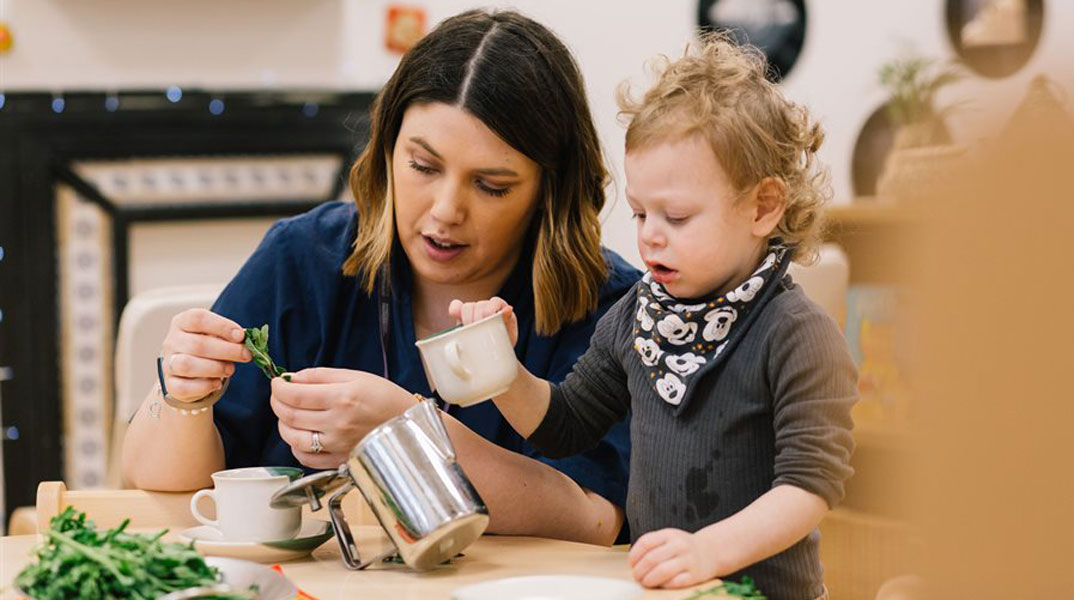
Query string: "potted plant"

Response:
xmin=875 ymin=54 xmax=966 ymax=201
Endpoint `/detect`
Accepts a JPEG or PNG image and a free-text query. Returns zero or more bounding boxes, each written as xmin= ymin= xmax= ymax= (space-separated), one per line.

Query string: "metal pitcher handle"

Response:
xmin=327 ymin=483 xmax=397 ymax=570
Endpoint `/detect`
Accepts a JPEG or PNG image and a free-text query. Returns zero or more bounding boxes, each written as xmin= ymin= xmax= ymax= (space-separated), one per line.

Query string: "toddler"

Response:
xmin=449 ymin=34 xmax=856 ymax=600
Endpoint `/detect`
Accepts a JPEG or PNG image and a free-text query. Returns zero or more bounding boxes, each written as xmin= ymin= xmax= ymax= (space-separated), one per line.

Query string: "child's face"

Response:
xmin=625 ymin=134 xmax=773 ymax=299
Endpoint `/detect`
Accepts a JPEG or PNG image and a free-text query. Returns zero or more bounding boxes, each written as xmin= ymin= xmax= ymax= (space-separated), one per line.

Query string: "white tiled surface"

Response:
xmin=73 ymin=155 xmax=343 ymax=205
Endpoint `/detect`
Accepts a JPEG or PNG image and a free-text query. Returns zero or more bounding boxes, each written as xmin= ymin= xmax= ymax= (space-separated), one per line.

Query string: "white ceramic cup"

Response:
xmin=415 ymin=311 xmax=518 ymax=406
xmin=190 ymin=466 xmax=303 ymax=542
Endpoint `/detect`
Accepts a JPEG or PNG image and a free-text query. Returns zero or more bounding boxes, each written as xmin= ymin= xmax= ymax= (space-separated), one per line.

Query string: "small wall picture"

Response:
xmin=385 ymin=5 xmax=427 ymax=54
xmin=697 ymin=0 xmax=807 ymax=82
xmin=945 ymin=0 xmax=1044 ymax=78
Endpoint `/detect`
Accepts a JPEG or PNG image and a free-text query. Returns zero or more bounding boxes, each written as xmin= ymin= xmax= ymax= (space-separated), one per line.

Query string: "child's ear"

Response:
xmin=750 ymin=177 xmax=787 ymax=237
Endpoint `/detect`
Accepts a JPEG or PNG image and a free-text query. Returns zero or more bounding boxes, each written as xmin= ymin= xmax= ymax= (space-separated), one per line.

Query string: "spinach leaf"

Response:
xmin=243 ymin=324 xmax=289 ymax=381
xmin=682 ymin=576 xmax=766 ymax=599
xmin=15 ymin=507 xmax=221 ymax=599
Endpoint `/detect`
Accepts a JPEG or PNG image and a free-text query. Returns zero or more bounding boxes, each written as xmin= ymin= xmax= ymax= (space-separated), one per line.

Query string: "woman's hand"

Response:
xmin=448 ymin=296 xmax=518 ymax=346
xmin=270 ymin=368 xmax=414 ymax=469
xmin=159 ymin=309 xmax=251 ymax=402
xmin=628 ymin=528 xmax=723 ymax=589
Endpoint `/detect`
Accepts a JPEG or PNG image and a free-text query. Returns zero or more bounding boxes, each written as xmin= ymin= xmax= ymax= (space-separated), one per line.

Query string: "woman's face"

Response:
xmin=392 ymin=102 xmax=542 ymax=291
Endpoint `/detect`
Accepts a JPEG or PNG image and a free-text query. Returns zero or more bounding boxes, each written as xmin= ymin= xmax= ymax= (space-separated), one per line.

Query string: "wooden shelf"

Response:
xmin=823 ymin=200 xmax=916 ymax=284
xmin=819 ymin=506 xmax=917 ymax=600
xmin=827 ymin=201 xmax=913 ymax=227
xmin=821 ymin=203 xmax=917 ymax=600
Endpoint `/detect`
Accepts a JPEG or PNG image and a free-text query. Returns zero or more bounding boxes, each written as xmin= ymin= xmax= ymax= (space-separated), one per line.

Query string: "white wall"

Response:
xmin=2 ymin=0 xmax=1072 ymax=267
xmin=0 ymin=0 xmax=349 ymax=89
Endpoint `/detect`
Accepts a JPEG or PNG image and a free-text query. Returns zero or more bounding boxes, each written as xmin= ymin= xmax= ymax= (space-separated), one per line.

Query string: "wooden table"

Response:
xmin=1 ymin=525 xmax=717 ymax=599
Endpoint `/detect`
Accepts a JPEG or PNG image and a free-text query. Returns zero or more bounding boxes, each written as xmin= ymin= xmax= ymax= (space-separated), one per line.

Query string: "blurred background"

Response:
xmin=1 ymin=1 xmax=1072 ymax=598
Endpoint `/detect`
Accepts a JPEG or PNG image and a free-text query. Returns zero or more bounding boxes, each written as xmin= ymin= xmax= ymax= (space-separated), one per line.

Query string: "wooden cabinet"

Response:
xmin=820 ymin=200 xmax=918 ymax=600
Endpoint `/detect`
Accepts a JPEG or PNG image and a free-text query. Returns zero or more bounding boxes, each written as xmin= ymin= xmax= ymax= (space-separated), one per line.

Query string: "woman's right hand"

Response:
xmin=159 ymin=308 xmax=252 ymax=402
xmin=448 ymin=296 xmax=518 ymax=346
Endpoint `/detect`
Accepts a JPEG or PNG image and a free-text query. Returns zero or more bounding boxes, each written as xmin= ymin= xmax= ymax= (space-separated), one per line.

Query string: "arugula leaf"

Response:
xmin=682 ymin=576 xmax=767 ymax=599
xmin=15 ymin=507 xmax=221 ymax=599
xmin=243 ymin=324 xmax=290 ymax=381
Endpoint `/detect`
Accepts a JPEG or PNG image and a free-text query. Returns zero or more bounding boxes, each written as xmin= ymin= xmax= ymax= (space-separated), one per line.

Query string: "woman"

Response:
xmin=123 ymin=9 xmax=639 ymax=546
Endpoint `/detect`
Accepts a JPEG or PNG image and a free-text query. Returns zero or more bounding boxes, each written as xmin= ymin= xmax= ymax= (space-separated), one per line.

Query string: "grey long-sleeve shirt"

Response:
xmin=529 ymin=278 xmax=857 ymax=600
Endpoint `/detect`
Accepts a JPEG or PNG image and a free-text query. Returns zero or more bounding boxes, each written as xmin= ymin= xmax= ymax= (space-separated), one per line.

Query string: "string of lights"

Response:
xmin=0 ymin=87 xmax=346 ymax=117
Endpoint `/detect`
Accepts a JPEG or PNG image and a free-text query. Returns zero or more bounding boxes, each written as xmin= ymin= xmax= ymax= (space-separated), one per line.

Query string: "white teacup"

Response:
xmin=190 ymin=466 xmax=303 ymax=542
xmin=415 ymin=311 xmax=518 ymax=406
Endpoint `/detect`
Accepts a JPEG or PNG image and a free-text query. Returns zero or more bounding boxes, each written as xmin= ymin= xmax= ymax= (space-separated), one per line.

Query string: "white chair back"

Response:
xmin=788 ymin=243 xmax=851 ymax=329
xmin=108 ymin=284 xmax=224 ymax=487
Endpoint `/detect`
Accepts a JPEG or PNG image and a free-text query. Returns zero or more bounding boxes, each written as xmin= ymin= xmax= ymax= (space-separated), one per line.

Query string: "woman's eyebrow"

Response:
xmin=409 ymin=136 xmax=443 ymax=160
xmin=474 ymin=166 xmax=519 ymax=177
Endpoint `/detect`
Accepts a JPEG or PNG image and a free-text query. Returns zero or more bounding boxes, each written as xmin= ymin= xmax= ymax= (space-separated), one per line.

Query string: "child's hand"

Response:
xmin=448 ymin=296 xmax=518 ymax=346
xmin=628 ymin=528 xmax=720 ymax=589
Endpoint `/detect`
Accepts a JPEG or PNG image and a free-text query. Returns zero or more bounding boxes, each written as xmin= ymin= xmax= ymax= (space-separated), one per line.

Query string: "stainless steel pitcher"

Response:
xmin=270 ymin=397 xmax=489 ymax=570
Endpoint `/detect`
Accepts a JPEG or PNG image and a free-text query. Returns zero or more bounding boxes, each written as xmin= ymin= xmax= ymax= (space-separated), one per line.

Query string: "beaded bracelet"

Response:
xmin=149 ymin=355 xmax=230 ymax=418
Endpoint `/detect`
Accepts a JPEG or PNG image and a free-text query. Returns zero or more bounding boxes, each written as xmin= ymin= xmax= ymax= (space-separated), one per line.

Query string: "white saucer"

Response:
xmin=178 ymin=517 xmax=333 ymax=563
xmin=452 ymin=575 xmax=643 ymax=600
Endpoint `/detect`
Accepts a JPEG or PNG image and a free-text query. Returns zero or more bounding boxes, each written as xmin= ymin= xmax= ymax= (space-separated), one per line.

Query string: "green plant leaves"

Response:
xmin=244 ymin=324 xmax=289 ymax=381
xmin=878 ymin=54 xmax=966 ymax=132
xmin=15 ymin=507 xmax=221 ymax=599
xmin=681 ymin=576 xmax=766 ymax=599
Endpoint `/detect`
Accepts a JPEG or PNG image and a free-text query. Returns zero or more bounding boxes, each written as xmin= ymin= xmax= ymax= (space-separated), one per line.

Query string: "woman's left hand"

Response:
xmin=269 ymin=368 xmax=414 ymax=469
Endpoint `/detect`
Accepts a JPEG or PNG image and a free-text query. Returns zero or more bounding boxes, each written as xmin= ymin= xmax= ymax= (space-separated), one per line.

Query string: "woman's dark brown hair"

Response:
xmin=343 ymin=9 xmax=609 ymax=335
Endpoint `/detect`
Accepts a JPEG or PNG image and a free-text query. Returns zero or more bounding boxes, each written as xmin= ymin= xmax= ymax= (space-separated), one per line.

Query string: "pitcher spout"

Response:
xmin=405 ymin=396 xmax=456 ymax=461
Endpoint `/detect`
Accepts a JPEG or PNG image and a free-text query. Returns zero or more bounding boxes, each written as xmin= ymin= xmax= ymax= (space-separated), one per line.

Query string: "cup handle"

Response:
xmin=445 ymin=341 xmax=471 ymax=380
xmin=190 ymin=489 xmax=219 ymax=528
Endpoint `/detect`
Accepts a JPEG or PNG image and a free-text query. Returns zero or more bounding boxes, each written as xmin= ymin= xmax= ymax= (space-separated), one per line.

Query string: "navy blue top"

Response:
xmin=211 ymin=201 xmax=640 ymax=511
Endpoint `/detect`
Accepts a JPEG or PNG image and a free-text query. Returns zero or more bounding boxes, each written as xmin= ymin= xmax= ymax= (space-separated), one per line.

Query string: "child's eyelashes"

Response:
xmin=630 ymin=211 xmax=690 ymax=225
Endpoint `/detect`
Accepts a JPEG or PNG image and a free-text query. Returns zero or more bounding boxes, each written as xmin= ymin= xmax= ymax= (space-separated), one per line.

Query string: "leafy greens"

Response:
xmin=681 ymin=576 xmax=767 ymax=599
xmin=243 ymin=324 xmax=289 ymax=381
xmin=15 ymin=507 xmax=221 ymax=599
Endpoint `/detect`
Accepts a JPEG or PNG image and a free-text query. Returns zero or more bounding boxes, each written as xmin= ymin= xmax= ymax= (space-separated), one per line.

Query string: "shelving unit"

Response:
xmin=820 ymin=199 xmax=917 ymax=600
xmin=823 ymin=198 xmax=915 ymax=497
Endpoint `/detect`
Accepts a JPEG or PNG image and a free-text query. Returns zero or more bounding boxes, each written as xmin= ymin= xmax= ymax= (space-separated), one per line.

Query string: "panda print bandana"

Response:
xmin=633 ymin=241 xmax=793 ymax=411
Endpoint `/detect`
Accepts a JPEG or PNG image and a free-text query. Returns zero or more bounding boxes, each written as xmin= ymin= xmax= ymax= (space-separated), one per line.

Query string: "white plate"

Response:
xmin=452 ymin=575 xmax=643 ymax=600
xmin=206 ymin=556 xmax=299 ymax=599
xmin=178 ymin=517 xmax=333 ymax=563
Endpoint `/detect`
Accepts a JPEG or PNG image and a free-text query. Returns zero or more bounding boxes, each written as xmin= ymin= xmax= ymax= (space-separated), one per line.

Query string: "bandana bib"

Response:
xmin=633 ymin=241 xmax=793 ymax=411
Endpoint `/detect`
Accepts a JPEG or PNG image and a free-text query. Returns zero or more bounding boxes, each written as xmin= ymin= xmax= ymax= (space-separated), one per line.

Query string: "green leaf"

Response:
xmin=680 ymin=576 xmax=766 ymax=599
xmin=15 ymin=507 xmax=221 ymax=599
xmin=877 ymin=51 xmax=966 ymax=131
xmin=243 ymin=324 xmax=287 ymax=381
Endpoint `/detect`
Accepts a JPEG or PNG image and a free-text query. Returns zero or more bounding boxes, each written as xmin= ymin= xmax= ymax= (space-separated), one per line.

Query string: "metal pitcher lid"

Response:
xmin=269 ymin=464 xmax=352 ymax=509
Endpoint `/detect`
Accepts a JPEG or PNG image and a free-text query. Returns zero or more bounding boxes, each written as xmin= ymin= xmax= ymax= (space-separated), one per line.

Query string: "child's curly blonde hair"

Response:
xmin=618 ymin=32 xmax=830 ymax=264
